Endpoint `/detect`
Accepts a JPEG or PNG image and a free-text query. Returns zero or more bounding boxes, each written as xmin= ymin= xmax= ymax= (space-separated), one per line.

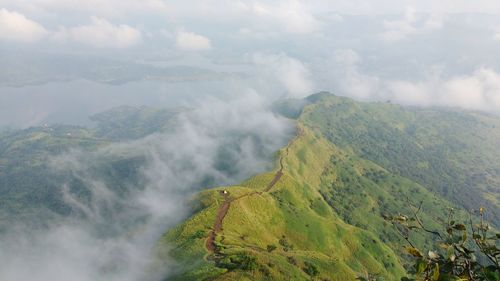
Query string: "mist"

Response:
xmin=1 ymin=1 xmax=500 ymax=280
xmin=0 ymin=91 xmax=294 ymax=281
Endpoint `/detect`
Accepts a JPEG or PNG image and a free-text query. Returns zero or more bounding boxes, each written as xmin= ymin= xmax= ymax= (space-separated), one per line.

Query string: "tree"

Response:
xmin=385 ymin=203 xmax=499 ymax=281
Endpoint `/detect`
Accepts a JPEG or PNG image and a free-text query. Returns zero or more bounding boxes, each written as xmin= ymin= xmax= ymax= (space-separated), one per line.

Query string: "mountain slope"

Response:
xmin=0 ymin=106 xmax=181 ymax=227
xmin=158 ymin=93 xmax=500 ymax=280
xmin=301 ymin=92 xmax=500 ymax=225
xmin=159 ymin=126 xmax=407 ymax=280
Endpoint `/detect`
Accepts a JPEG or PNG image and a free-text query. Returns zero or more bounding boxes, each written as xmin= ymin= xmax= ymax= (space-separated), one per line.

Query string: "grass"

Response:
xmin=158 ymin=126 xmax=407 ymax=280
xmin=158 ymin=93 xmax=499 ymax=280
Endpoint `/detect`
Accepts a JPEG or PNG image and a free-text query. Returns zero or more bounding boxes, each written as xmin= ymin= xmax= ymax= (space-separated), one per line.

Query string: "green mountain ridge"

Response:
xmin=158 ymin=93 xmax=500 ymax=280
xmin=0 ymin=92 xmax=498 ymax=279
xmin=302 ymin=92 xmax=500 ymax=225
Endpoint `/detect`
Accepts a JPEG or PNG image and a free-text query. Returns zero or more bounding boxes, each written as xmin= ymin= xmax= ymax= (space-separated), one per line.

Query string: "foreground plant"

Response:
xmin=385 ymin=203 xmax=499 ymax=281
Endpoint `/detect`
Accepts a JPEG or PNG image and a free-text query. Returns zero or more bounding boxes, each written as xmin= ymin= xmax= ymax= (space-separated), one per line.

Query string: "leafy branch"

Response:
xmin=385 ymin=205 xmax=499 ymax=281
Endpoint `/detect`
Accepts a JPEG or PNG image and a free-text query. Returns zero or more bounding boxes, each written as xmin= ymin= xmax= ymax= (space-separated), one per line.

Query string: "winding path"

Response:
xmin=205 ymin=128 xmax=303 ymax=254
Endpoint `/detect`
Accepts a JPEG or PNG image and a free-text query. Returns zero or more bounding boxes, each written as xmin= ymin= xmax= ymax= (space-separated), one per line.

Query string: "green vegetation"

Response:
xmin=90 ymin=105 xmax=184 ymax=140
xmin=158 ymin=93 xmax=500 ymax=280
xmin=158 ymin=126 xmax=408 ymax=280
xmin=0 ymin=106 xmax=180 ymax=227
xmin=387 ymin=208 xmax=499 ymax=280
xmin=2 ymin=92 xmax=498 ymax=280
xmin=303 ymin=261 xmax=320 ymax=276
xmin=301 ymin=92 xmax=500 ymax=226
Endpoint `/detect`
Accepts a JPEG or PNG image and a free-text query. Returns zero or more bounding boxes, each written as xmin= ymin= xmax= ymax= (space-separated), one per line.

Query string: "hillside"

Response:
xmin=0 ymin=103 xmax=286 ymax=230
xmin=0 ymin=106 xmax=181 ymax=227
xmin=158 ymin=93 xmax=500 ymax=280
xmin=301 ymin=93 xmax=500 ymax=225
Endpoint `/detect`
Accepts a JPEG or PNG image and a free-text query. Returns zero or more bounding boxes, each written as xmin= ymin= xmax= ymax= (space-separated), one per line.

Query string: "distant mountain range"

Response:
xmin=0 ymin=53 xmax=245 ymax=87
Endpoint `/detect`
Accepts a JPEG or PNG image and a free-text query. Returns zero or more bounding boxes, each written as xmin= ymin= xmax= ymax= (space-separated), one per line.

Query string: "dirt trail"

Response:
xmin=205 ymin=128 xmax=303 ymax=254
xmin=205 ymin=193 xmax=231 ymax=252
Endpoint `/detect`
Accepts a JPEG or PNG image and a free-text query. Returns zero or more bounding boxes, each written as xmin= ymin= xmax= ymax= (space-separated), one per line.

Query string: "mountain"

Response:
xmin=0 ymin=106 xmax=181 ymax=227
xmin=0 ymin=52 xmax=242 ymax=87
xmin=158 ymin=93 xmax=500 ymax=280
xmin=0 ymin=103 xmax=283 ymax=229
xmin=1 ymin=93 xmax=498 ymax=280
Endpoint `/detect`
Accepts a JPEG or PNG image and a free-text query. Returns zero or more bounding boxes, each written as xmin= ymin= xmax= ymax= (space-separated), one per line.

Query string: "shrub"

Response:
xmin=287 ymin=256 xmax=298 ymax=266
xmin=279 ymin=236 xmax=293 ymax=252
xmin=191 ymin=229 xmax=206 ymax=239
xmin=216 ymin=253 xmax=258 ymax=271
xmin=303 ymin=261 xmax=319 ymax=276
xmin=385 ymin=204 xmax=499 ymax=281
xmin=266 ymin=244 xmax=277 ymax=252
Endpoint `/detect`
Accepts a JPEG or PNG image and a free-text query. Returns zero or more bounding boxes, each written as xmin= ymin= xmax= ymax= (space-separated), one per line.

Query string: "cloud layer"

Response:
xmin=380 ymin=8 xmax=445 ymax=41
xmin=252 ymin=53 xmax=314 ymax=98
xmin=0 ymin=92 xmax=293 ymax=281
xmin=396 ymin=70 xmax=500 ymax=113
xmin=1 ymin=2 xmax=500 ymax=280
xmin=0 ymin=8 xmax=48 ymax=42
xmin=328 ymin=49 xmax=500 ymax=113
xmin=0 ymin=9 xmax=142 ymax=48
xmin=175 ymin=30 xmax=211 ymax=51
xmin=51 ymin=17 xmax=141 ymax=48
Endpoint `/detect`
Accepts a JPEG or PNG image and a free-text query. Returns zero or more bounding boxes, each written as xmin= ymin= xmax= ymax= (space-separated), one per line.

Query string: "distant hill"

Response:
xmin=90 ymin=105 xmax=185 ymax=140
xmin=0 ymin=52 xmax=243 ymax=87
xmin=0 ymin=106 xmax=181 ymax=227
xmin=158 ymin=92 xmax=500 ymax=280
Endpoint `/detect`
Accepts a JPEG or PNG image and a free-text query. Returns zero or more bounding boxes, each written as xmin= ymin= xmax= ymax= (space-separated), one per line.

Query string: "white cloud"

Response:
xmin=237 ymin=27 xmax=275 ymax=40
xmin=383 ymin=70 xmax=500 ymax=113
xmin=0 ymin=8 xmax=48 ymax=42
xmin=251 ymin=3 xmax=271 ymax=16
xmin=52 ymin=17 xmax=142 ymax=48
xmin=1 ymin=0 xmax=169 ymax=18
xmin=440 ymin=69 xmax=500 ymax=112
xmin=308 ymin=0 xmax=500 ymax=15
xmin=274 ymin=0 xmax=320 ymax=34
xmin=494 ymin=31 xmax=500 ymax=41
xmin=0 ymin=92 xmax=293 ymax=281
xmin=380 ymin=7 xmax=418 ymax=41
xmin=380 ymin=7 xmax=445 ymax=41
xmin=385 ymin=80 xmax=433 ymax=106
xmin=252 ymin=52 xmax=314 ymax=98
xmin=423 ymin=13 xmax=445 ymax=30
xmin=330 ymin=50 xmax=500 ymax=113
xmin=381 ymin=22 xmax=417 ymax=42
xmin=246 ymin=1 xmax=321 ymax=34
xmin=329 ymin=49 xmax=381 ymax=100
xmin=4 ymin=0 xmax=500 ymax=20
xmin=175 ymin=30 xmax=211 ymax=51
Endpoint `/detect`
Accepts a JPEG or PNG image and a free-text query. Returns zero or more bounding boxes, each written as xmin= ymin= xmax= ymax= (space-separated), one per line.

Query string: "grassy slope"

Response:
xmin=159 ymin=93 xmax=500 ymax=280
xmin=159 ymin=126 xmax=407 ymax=280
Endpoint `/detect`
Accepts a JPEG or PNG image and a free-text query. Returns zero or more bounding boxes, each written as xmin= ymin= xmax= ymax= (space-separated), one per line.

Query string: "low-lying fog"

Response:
xmin=1 ymin=1 xmax=500 ymax=280
xmin=0 ymin=91 xmax=294 ymax=281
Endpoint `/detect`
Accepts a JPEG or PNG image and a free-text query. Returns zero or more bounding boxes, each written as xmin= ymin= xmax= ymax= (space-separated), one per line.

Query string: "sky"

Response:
xmin=1 ymin=0 xmax=500 ymax=127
